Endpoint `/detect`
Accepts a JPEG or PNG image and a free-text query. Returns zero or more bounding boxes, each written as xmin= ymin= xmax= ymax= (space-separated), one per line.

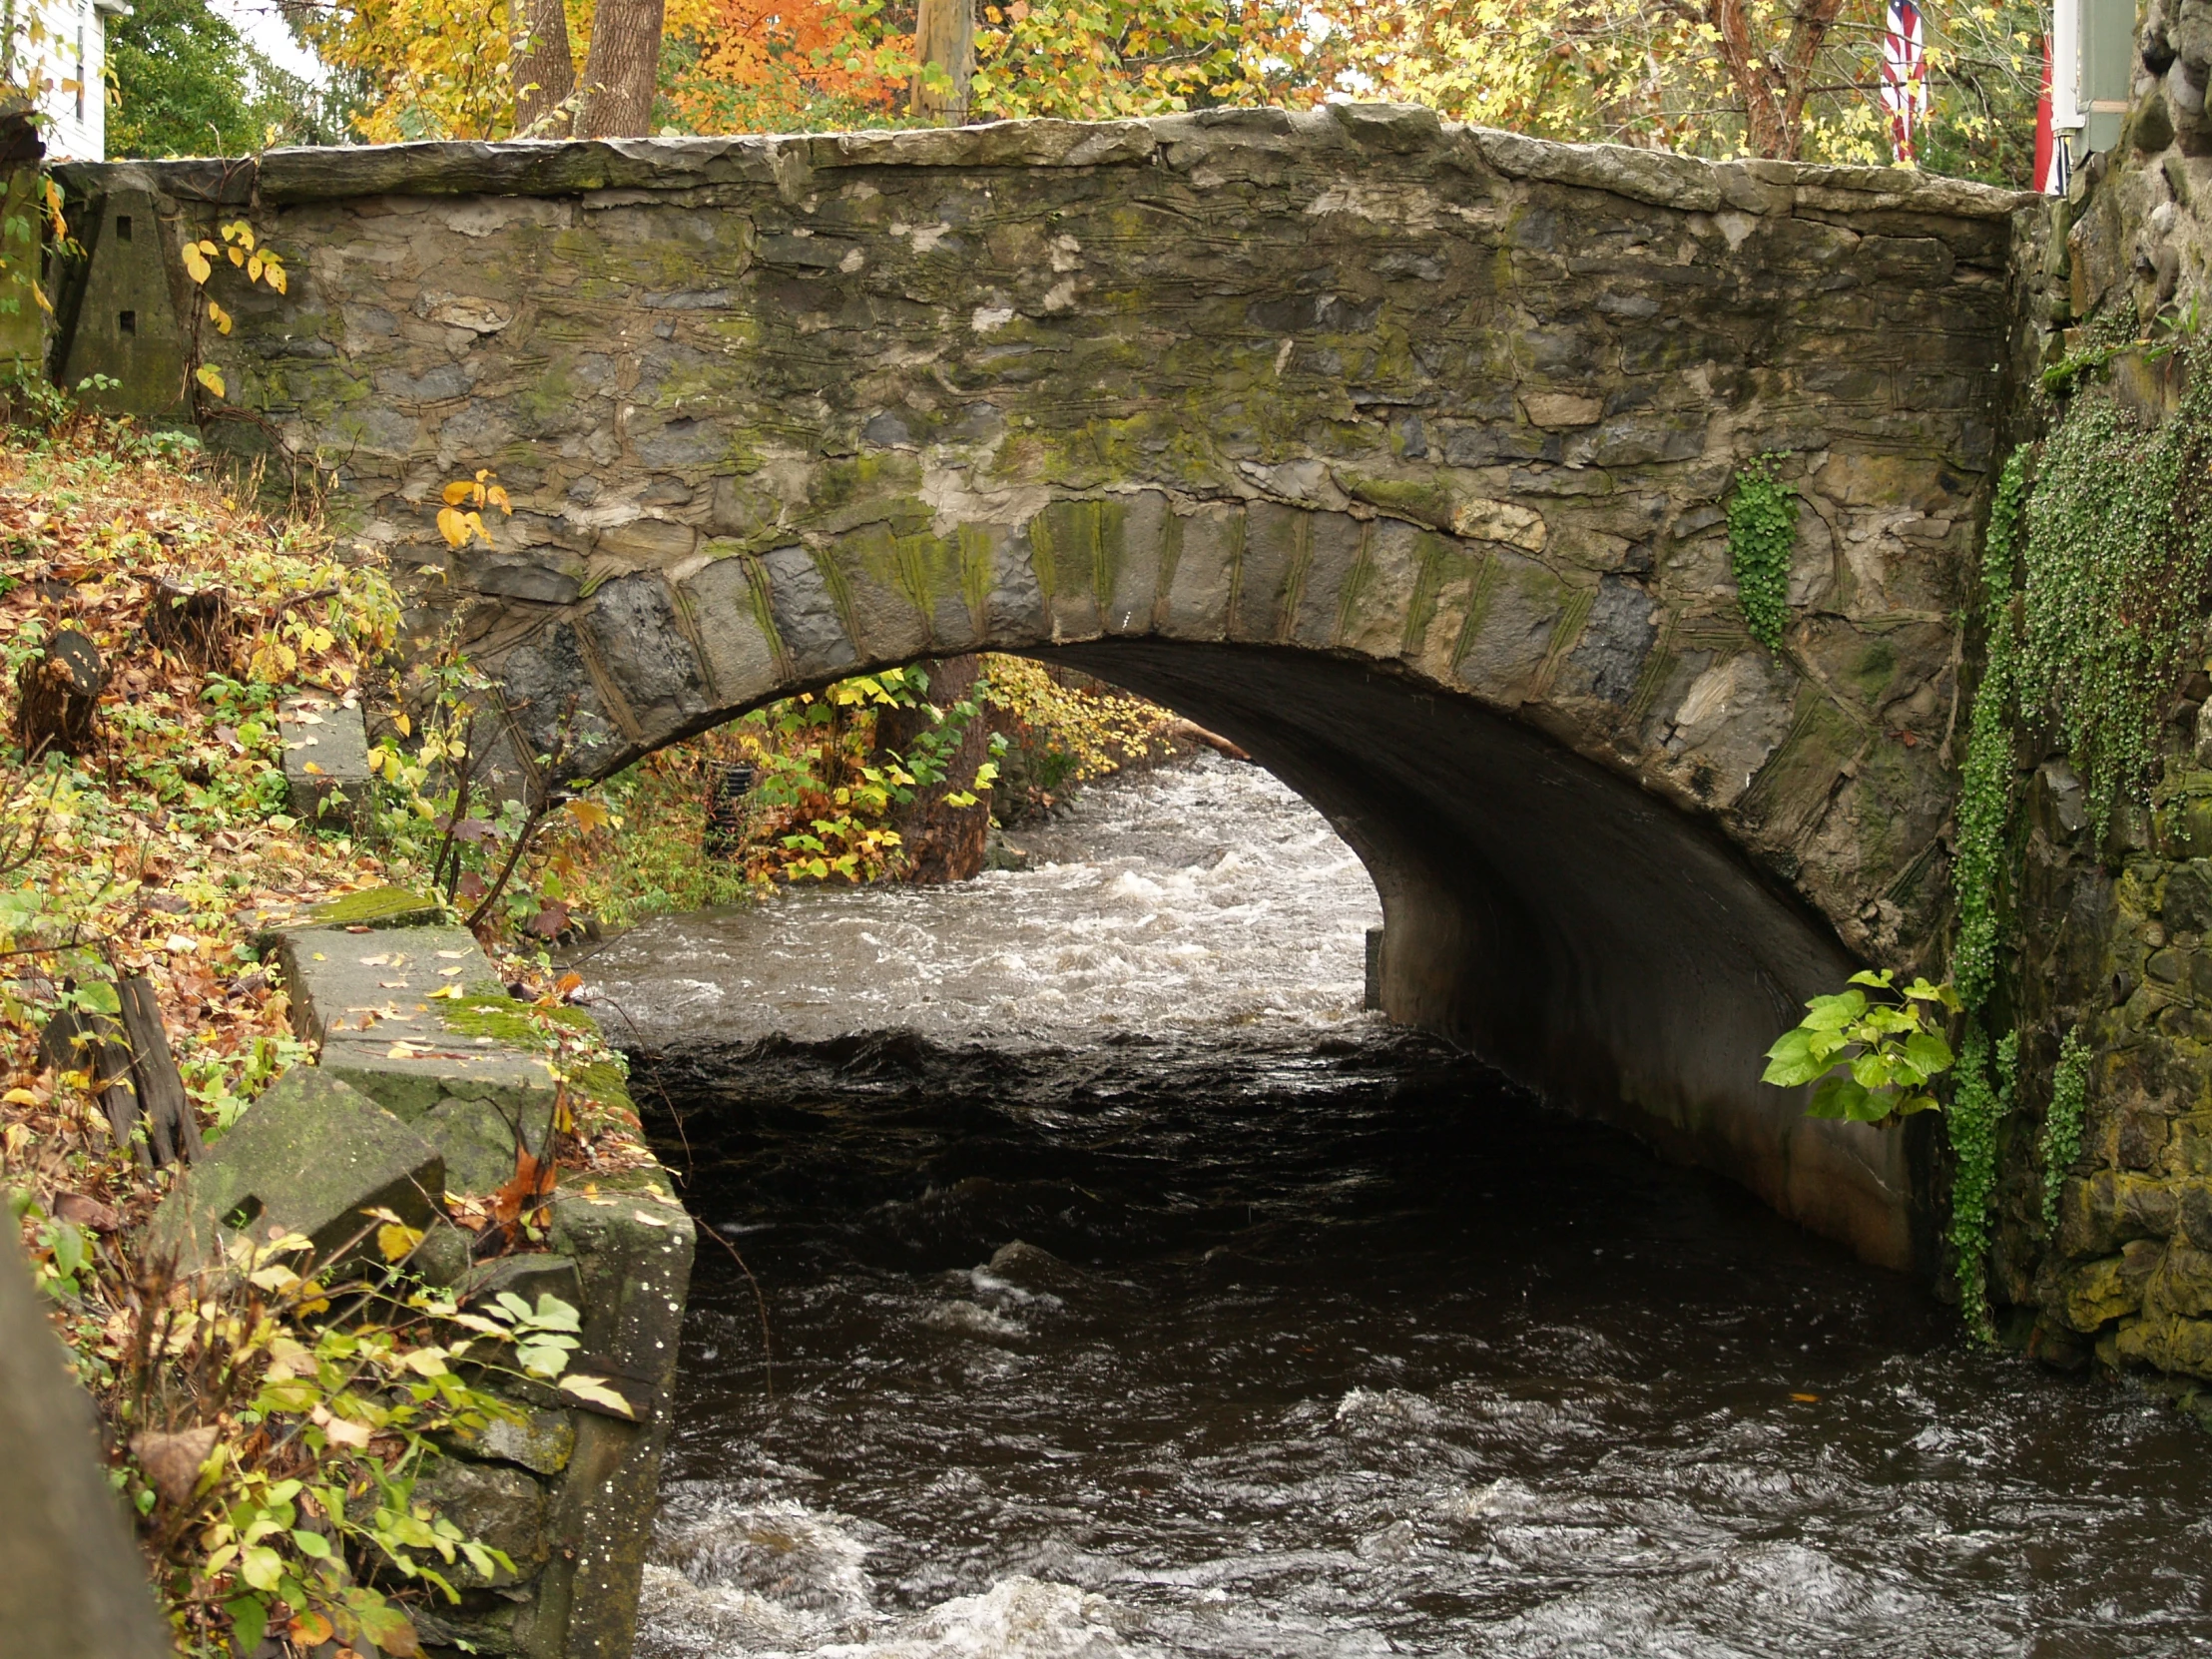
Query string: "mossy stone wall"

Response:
xmin=50 ymin=115 xmax=2043 ymax=1272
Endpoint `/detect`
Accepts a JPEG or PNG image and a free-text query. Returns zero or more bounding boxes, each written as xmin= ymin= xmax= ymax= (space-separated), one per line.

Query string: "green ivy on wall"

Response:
xmin=1952 ymin=448 xmax=2026 ymax=1016
xmin=2040 ymin=1028 xmax=2092 ymax=1235
xmin=2020 ymin=329 xmax=2212 ymax=832
xmin=1727 ymin=454 xmax=1797 ymax=651
xmin=1946 ymin=1023 xmax=2018 ymax=1341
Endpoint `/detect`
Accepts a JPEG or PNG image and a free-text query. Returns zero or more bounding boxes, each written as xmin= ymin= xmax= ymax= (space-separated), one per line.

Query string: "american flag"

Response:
xmin=1883 ymin=0 xmax=1931 ymax=165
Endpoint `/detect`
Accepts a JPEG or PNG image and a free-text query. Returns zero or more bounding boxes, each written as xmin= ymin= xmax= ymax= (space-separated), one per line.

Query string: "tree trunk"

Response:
xmin=17 ymin=629 xmax=102 ymax=763
xmin=512 ymin=0 xmax=577 ymax=136
xmin=1699 ymin=0 xmax=1846 ymax=159
xmin=909 ymin=0 xmax=973 ymax=124
xmin=874 ymin=656 xmax=989 ymax=884
xmin=574 ymin=0 xmax=666 ymax=138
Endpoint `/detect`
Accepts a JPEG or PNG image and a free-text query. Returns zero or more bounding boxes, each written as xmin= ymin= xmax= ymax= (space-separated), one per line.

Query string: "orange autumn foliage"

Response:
xmin=666 ymin=0 xmax=912 ymax=131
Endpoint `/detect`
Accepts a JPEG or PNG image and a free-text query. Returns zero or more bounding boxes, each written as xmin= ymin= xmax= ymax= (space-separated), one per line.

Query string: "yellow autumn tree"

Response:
xmin=1339 ymin=0 xmax=2037 ymax=171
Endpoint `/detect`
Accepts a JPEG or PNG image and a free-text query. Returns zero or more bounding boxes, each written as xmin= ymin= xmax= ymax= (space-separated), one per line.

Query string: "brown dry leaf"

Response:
xmin=491 ymin=1145 xmax=557 ymax=1232
xmin=130 ymin=1424 xmax=219 ymax=1506
xmin=53 ymin=1190 xmax=121 ymax=1232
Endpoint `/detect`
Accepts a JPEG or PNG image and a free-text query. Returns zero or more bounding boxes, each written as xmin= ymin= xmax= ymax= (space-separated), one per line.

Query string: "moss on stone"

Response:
xmin=308 ymin=885 xmax=440 ymax=927
xmin=433 ymin=994 xmax=636 ymax=1117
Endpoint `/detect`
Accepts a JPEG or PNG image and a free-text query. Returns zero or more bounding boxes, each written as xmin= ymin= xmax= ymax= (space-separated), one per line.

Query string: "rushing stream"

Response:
xmin=582 ymin=756 xmax=2212 ymax=1658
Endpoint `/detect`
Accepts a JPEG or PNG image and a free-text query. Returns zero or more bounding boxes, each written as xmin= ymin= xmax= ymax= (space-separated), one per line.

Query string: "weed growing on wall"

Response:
xmin=1946 ymin=1022 xmax=2018 ymax=1340
xmin=1952 ymin=448 xmax=2027 ymax=1014
xmin=2020 ymin=331 xmax=2212 ymax=832
xmin=1727 ymin=454 xmax=1797 ymax=650
xmin=2040 ymin=1027 xmax=2092 ymax=1234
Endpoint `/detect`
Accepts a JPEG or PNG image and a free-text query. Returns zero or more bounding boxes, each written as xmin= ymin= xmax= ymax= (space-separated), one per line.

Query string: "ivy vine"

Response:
xmin=1727 ymin=454 xmax=1797 ymax=651
xmin=1946 ymin=1022 xmax=2018 ymax=1341
xmin=1951 ymin=448 xmax=2026 ymax=1016
xmin=2040 ymin=1027 xmax=2092 ymax=1235
xmin=2019 ymin=327 xmax=2212 ymax=832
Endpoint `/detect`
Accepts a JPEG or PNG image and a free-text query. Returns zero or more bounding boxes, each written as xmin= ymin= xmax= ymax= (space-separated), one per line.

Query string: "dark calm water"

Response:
xmin=586 ymin=761 xmax=2212 ymax=1658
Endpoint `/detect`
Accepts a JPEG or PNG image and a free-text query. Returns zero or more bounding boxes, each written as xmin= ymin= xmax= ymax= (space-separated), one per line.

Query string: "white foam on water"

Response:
xmin=816 ymin=1578 xmax=1153 ymax=1659
xmin=580 ymin=755 xmax=1382 ymax=1048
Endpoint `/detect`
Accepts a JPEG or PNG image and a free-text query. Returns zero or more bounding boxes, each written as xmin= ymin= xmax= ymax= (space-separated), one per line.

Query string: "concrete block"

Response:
xmin=278 ymin=692 xmax=372 ymax=829
xmin=149 ymin=1068 xmax=442 ymax=1272
xmin=276 ymin=926 xmax=557 ymax=1120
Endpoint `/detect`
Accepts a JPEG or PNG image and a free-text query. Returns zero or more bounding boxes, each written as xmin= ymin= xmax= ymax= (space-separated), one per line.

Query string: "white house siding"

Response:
xmin=18 ymin=0 xmax=124 ymax=161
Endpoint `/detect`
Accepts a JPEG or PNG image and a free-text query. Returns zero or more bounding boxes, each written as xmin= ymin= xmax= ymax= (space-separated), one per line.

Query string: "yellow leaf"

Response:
xmin=441 ymin=480 xmax=476 ymax=506
xmin=222 ymin=220 xmax=255 ymax=251
xmin=311 ymin=1406 xmax=371 ymax=1447
xmin=181 ymin=244 xmax=211 ymax=283
xmin=393 ymin=711 xmax=411 ymax=737
xmin=564 ymin=797 xmax=613 ymax=833
xmin=265 ymin=264 xmax=286 ymax=295
xmin=288 ymin=1612 xmax=333 ymax=1646
xmin=194 ymin=363 xmax=226 ymax=398
xmin=486 ymin=485 xmax=512 ymax=512
xmin=208 ymin=299 xmax=232 ymax=335
xmin=400 ymin=1346 xmax=450 ymax=1378
xmin=227 ymin=246 xmax=245 ymax=266
xmin=435 ymin=505 xmax=470 ymax=549
xmin=247 ymin=255 xmax=263 ymax=281
xmin=427 ymin=984 xmax=464 ymax=999
xmin=377 ymin=1222 xmax=424 ymax=1261
xmin=29 ymin=278 xmax=49 ymax=315
xmin=2 ymin=1087 xmax=37 ymax=1104
xmin=559 ymin=1374 xmax=636 ymax=1416
xmin=462 ymin=511 xmax=493 ymax=547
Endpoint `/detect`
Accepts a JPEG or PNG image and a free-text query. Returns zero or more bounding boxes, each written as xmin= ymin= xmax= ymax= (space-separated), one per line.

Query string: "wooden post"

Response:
xmin=41 ymin=1005 xmax=147 ymax=1168
xmin=117 ymin=976 xmax=199 ymax=1165
xmin=910 ymin=0 xmax=973 ymax=124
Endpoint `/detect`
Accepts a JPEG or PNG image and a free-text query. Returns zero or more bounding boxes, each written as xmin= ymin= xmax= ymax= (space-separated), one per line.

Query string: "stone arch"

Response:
xmin=494 ymin=515 xmax=1902 ymax=1267
xmin=53 ymin=107 xmax=2033 ymax=1271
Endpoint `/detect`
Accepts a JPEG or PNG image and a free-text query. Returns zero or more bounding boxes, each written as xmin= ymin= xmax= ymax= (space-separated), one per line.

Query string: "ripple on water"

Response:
xmin=605 ymin=759 xmax=2212 ymax=1659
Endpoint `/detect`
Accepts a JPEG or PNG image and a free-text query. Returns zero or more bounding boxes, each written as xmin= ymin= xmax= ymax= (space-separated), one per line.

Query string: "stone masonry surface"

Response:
xmin=148 ymin=901 xmax=697 ymax=1659
xmin=1994 ymin=14 xmax=2212 ymax=1394
xmin=52 ymin=110 xmax=2035 ymax=971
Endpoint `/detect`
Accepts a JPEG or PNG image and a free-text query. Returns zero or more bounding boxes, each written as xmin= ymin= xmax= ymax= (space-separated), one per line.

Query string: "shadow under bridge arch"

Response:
xmin=1024 ymin=643 xmax=1907 ymax=1273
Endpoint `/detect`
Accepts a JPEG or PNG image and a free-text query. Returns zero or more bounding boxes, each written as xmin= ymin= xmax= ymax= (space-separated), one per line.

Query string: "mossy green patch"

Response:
xmin=434 ymin=994 xmax=636 ymax=1119
xmin=309 ymin=886 xmax=440 ymax=928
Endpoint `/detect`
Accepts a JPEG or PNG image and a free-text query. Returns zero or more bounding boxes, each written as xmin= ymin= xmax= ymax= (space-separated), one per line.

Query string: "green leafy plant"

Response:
xmin=118 ymin=1218 xmax=600 ymax=1656
xmin=1945 ymin=1022 xmax=2018 ymax=1341
xmin=1727 ymin=452 xmax=1797 ymax=650
xmin=2020 ymin=323 xmax=2212 ymax=832
xmin=2040 ymin=1027 xmax=2092 ymax=1235
xmin=1762 ymin=969 xmax=1959 ymax=1123
xmin=1951 ymin=447 xmax=2025 ymax=1015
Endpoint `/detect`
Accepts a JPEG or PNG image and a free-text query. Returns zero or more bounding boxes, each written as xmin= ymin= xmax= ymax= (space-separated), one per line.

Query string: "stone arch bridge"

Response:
xmin=55 ymin=108 xmax=2039 ymax=1271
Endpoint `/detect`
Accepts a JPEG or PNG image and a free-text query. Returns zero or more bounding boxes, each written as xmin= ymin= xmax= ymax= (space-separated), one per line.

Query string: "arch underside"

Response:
xmin=1037 ymin=642 xmax=1914 ymax=1272
xmin=518 ymin=616 xmax=1918 ymax=1271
